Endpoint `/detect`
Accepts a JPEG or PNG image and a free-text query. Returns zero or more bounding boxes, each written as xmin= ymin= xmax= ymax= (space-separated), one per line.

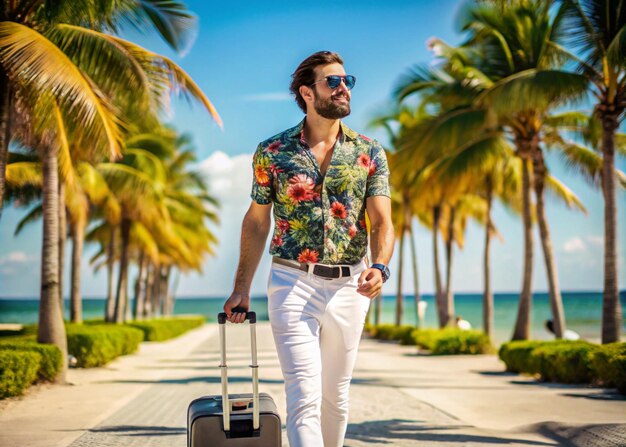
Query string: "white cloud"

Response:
xmin=198 ymin=151 xmax=253 ymax=204
xmin=240 ymin=92 xmax=292 ymax=102
xmin=0 ymin=251 xmax=35 ymax=265
xmin=563 ymin=237 xmax=586 ymax=253
xmin=587 ymin=235 xmax=604 ymax=247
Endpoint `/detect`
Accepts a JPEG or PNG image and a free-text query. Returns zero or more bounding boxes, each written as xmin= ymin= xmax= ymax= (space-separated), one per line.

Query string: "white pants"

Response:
xmin=267 ymin=259 xmax=371 ymax=447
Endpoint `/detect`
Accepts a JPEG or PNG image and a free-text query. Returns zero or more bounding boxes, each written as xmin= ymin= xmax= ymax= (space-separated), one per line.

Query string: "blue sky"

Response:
xmin=0 ymin=0 xmax=624 ymax=298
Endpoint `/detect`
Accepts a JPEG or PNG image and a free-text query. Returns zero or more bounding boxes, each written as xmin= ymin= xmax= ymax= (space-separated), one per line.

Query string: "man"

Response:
xmin=223 ymin=51 xmax=394 ymax=447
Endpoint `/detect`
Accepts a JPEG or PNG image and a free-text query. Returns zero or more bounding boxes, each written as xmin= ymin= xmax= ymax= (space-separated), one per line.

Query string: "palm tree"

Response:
xmin=449 ymin=0 xmax=588 ymax=340
xmin=95 ymin=129 xmax=219 ymax=323
xmin=0 ymin=0 xmax=221 ymax=380
xmin=559 ymin=0 xmax=626 ymax=343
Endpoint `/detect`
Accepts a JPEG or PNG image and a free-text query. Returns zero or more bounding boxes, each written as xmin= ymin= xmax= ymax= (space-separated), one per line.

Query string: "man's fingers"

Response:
xmin=357 ymin=270 xmax=369 ymax=286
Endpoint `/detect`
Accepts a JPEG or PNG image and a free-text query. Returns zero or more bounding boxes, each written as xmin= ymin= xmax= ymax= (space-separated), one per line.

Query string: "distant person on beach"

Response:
xmin=455 ymin=316 xmax=472 ymax=330
xmin=223 ymin=51 xmax=394 ymax=447
xmin=545 ymin=319 xmax=581 ymax=340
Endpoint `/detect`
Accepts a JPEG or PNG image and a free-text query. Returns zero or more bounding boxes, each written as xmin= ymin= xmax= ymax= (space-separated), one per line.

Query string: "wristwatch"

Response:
xmin=371 ymin=263 xmax=390 ymax=283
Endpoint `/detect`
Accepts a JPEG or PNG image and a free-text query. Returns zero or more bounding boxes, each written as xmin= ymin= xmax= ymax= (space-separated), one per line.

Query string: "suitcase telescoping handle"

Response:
xmin=217 ymin=308 xmax=260 ymax=433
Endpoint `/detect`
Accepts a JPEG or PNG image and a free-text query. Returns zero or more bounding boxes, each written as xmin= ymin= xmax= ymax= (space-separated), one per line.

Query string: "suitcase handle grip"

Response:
xmin=218 ymin=309 xmax=256 ymax=324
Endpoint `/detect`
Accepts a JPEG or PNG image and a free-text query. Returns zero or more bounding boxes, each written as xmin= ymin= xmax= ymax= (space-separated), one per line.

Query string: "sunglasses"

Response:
xmin=310 ymin=75 xmax=356 ymax=90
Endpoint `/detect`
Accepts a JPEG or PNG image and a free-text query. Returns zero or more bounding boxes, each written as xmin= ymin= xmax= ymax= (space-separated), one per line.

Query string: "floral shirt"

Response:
xmin=250 ymin=119 xmax=390 ymax=265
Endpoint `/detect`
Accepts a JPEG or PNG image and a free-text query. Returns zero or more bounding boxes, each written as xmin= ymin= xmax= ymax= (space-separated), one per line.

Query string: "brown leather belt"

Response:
xmin=272 ymin=257 xmax=351 ymax=279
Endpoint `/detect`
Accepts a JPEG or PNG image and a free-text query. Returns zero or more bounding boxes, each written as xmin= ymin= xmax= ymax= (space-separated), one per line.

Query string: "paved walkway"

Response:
xmin=0 ymin=323 xmax=625 ymax=446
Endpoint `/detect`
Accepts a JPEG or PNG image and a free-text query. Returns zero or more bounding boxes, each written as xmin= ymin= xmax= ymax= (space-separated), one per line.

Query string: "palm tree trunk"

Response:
xmin=0 ymin=70 xmax=10 ymax=213
xmin=151 ymin=263 xmax=161 ymax=318
xmin=532 ymin=149 xmax=566 ymax=338
xmin=144 ymin=261 xmax=154 ymax=319
xmin=600 ymin=112 xmax=622 ymax=344
xmin=70 ymin=217 xmax=85 ymax=323
xmin=164 ymin=266 xmax=174 ymax=315
xmin=483 ymin=178 xmax=494 ymax=341
xmin=133 ymin=251 xmax=146 ymax=320
xmin=444 ymin=205 xmax=456 ymax=326
xmin=114 ymin=218 xmax=131 ymax=324
xmin=409 ymin=224 xmax=421 ymax=328
xmin=512 ymin=157 xmax=533 ymax=340
xmin=58 ymin=182 xmax=66 ymax=319
xmin=105 ymin=226 xmax=116 ymax=323
xmin=38 ymin=143 xmax=68 ymax=382
xmin=432 ymin=205 xmax=446 ymax=328
xmin=158 ymin=266 xmax=168 ymax=316
xmin=395 ymin=228 xmax=405 ymax=326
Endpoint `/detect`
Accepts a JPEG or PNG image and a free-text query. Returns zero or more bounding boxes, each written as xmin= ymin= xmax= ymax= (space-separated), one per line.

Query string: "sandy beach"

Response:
xmin=0 ymin=322 xmax=625 ymax=447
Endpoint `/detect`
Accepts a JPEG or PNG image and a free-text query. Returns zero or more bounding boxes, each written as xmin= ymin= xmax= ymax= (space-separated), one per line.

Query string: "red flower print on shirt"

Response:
xmin=348 ymin=224 xmax=357 ymax=238
xmin=271 ymin=234 xmax=283 ymax=247
xmin=368 ymin=160 xmax=377 ymax=177
xmin=277 ymin=219 xmax=290 ymax=233
xmin=287 ymin=174 xmax=315 ymax=203
xmin=297 ymin=248 xmax=319 ymax=263
xmin=357 ymin=153 xmax=371 ymax=169
xmin=266 ymin=141 xmax=282 ymax=154
xmin=330 ymin=201 xmax=347 ymax=219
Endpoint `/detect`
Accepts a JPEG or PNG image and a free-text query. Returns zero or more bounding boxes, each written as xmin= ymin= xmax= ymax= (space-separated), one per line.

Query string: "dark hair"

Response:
xmin=290 ymin=51 xmax=344 ymax=113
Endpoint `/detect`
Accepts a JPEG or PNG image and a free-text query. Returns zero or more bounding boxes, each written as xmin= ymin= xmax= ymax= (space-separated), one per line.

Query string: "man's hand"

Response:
xmin=357 ymin=268 xmax=383 ymax=299
xmin=223 ymin=292 xmax=250 ymax=323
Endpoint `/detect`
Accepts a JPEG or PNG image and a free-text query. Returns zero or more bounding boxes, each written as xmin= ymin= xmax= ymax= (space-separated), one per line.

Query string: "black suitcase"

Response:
xmin=187 ymin=311 xmax=282 ymax=446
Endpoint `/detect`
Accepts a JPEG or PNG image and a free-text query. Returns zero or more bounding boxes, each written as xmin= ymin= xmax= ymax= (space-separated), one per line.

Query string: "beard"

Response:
xmin=312 ymin=90 xmax=351 ymax=119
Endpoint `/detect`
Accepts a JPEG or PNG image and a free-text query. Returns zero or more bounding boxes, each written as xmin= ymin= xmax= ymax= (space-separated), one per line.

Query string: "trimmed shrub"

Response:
xmin=0 ymin=350 xmax=41 ymax=398
xmin=498 ymin=340 xmax=547 ymax=374
xmin=431 ymin=329 xmax=493 ymax=355
xmin=393 ymin=325 xmax=417 ymax=345
xmin=532 ymin=341 xmax=598 ymax=383
xmin=66 ymin=324 xmax=143 ymax=367
xmin=589 ymin=342 xmax=626 ymax=390
xmin=0 ymin=341 xmax=62 ymax=381
xmin=411 ymin=328 xmax=441 ymax=351
xmin=126 ymin=316 xmax=205 ymax=341
xmin=367 ymin=324 xmax=397 ymax=341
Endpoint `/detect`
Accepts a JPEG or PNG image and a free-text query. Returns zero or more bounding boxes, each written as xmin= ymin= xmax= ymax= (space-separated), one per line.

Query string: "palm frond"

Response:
xmin=14 ymin=203 xmax=43 ymax=236
xmin=0 ymin=21 xmax=124 ymax=159
xmin=475 ymin=69 xmax=589 ymax=115
xmin=544 ymin=174 xmax=587 ymax=213
xmin=5 ymin=161 xmax=42 ymax=187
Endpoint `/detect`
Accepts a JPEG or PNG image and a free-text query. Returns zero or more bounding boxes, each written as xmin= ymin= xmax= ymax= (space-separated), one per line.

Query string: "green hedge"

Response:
xmin=498 ymin=341 xmax=548 ymax=374
xmin=367 ymin=324 xmax=493 ymax=355
xmin=126 ymin=316 xmax=205 ymax=341
xmin=499 ymin=340 xmax=626 ymax=394
xmin=66 ymin=324 xmax=144 ymax=368
xmin=430 ymin=329 xmax=493 ymax=355
xmin=532 ymin=341 xmax=598 ymax=383
xmin=0 ymin=350 xmax=41 ymax=398
xmin=0 ymin=341 xmax=62 ymax=381
xmin=588 ymin=343 xmax=626 ymax=393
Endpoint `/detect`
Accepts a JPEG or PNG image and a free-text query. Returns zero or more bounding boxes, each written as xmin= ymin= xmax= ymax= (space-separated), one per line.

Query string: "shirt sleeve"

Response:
xmin=250 ymin=143 xmax=273 ymax=204
xmin=365 ymin=141 xmax=391 ymax=198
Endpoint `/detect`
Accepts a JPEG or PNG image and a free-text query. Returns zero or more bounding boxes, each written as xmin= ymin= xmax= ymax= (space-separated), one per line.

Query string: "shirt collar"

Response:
xmin=290 ymin=117 xmax=359 ymax=144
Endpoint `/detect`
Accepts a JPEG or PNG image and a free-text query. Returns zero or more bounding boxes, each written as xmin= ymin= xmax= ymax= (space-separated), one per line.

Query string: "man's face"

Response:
xmin=310 ymin=63 xmax=351 ymax=119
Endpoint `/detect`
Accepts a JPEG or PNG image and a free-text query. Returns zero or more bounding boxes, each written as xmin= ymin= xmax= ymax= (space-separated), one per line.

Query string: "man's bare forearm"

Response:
xmin=233 ymin=211 xmax=271 ymax=294
xmin=370 ymin=219 xmax=394 ymax=265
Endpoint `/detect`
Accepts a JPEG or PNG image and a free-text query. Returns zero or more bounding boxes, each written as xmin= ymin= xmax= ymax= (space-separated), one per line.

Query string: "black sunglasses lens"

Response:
xmin=344 ymin=75 xmax=356 ymax=89
xmin=326 ymin=76 xmax=342 ymax=89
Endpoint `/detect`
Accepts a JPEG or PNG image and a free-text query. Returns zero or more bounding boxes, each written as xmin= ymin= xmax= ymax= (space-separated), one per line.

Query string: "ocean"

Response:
xmin=1 ymin=292 xmax=625 ymax=346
